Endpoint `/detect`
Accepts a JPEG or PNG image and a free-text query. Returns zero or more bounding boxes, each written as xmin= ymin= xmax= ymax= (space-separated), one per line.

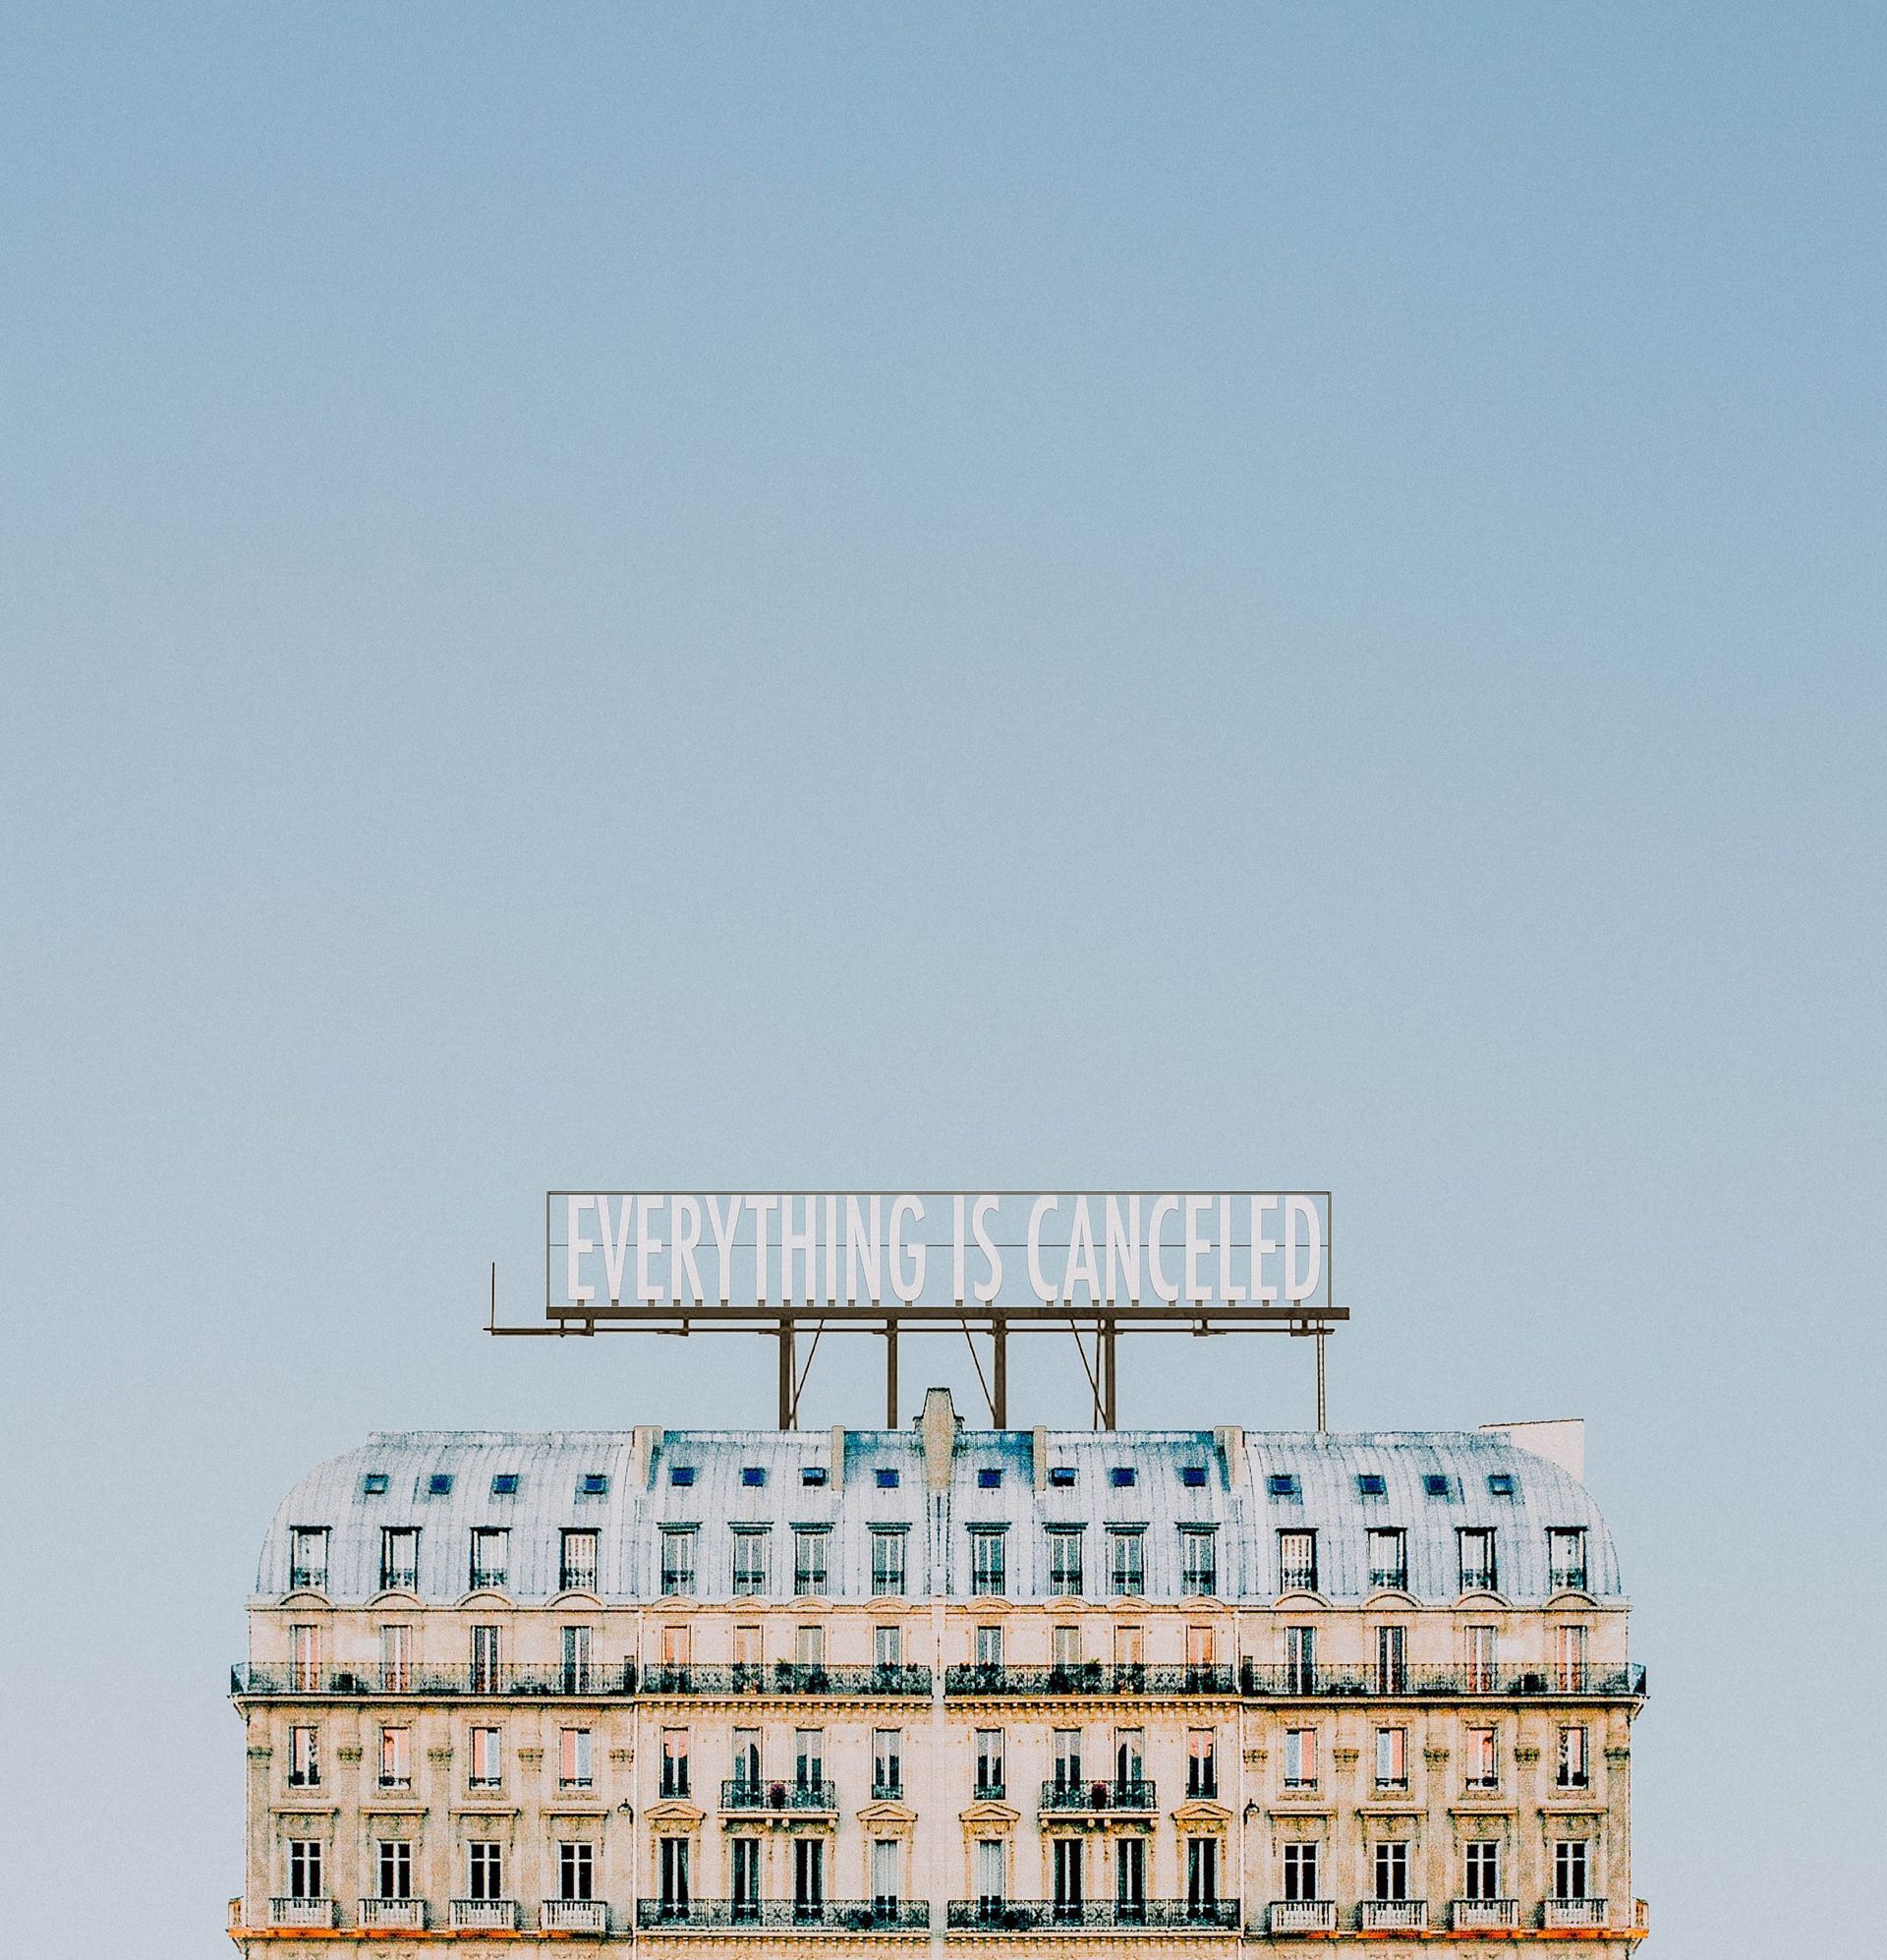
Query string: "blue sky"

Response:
xmin=3 ymin=7 xmax=1882 ymax=1953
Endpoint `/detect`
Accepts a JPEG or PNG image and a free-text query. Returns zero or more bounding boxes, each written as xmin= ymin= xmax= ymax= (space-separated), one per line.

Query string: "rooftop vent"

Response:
xmin=1049 ymin=1467 xmax=1077 ymax=1487
xmin=977 ymin=1469 xmax=1002 ymax=1489
xmin=1110 ymin=1467 xmax=1138 ymax=1488
xmin=427 ymin=1473 xmax=453 ymax=1497
xmin=1423 ymin=1474 xmax=1452 ymax=1499
xmin=875 ymin=1468 xmax=900 ymax=1489
xmin=1268 ymin=1473 xmax=1299 ymax=1498
xmin=801 ymin=1466 xmax=828 ymax=1487
xmin=1486 ymin=1473 xmax=1516 ymax=1498
xmin=579 ymin=1473 xmax=609 ymax=1496
xmin=669 ymin=1466 xmax=696 ymax=1487
xmin=362 ymin=1473 xmax=389 ymax=1496
xmin=1357 ymin=1473 xmax=1387 ymax=1497
xmin=740 ymin=1467 xmax=767 ymax=1488
xmin=1180 ymin=1466 xmax=1208 ymax=1488
xmin=490 ymin=1473 xmax=519 ymax=1496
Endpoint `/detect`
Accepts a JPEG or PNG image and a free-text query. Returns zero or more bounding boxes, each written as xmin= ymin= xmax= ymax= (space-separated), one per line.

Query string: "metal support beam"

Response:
xmin=885 ymin=1319 xmax=897 ymax=1429
xmin=1315 ymin=1329 xmax=1327 ymax=1434
xmin=1101 ymin=1318 xmax=1117 ymax=1430
xmin=777 ymin=1318 xmax=795 ymax=1430
xmin=993 ymin=1317 xmax=1008 ymax=1429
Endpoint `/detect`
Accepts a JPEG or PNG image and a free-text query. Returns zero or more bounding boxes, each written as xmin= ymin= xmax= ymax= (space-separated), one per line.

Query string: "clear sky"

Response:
xmin=3 ymin=6 xmax=1882 ymax=1954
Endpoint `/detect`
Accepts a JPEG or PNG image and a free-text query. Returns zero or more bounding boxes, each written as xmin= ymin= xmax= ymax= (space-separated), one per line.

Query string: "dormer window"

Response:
xmin=579 ymin=1473 xmax=608 ymax=1497
xmin=560 ymin=1529 xmax=600 ymax=1593
xmin=1268 ymin=1473 xmax=1299 ymax=1499
xmin=875 ymin=1469 xmax=900 ymax=1489
xmin=1279 ymin=1530 xmax=1318 ymax=1592
xmin=490 ymin=1473 xmax=519 ymax=1496
xmin=379 ymin=1528 xmax=420 ymax=1592
xmin=1357 ymin=1473 xmax=1387 ymax=1497
xmin=289 ymin=1528 xmax=329 ymax=1592
xmin=801 ymin=1466 xmax=829 ymax=1486
xmin=669 ymin=1466 xmax=697 ymax=1487
xmin=1423 ymin=1473 xmax=1451 ymax=1499
xmin=362 ymin=1472 xmax=390 ymax=1497
xmin=470 ymin=1528 xmax=510 ymax=1591
xmin=1367 ymin=1527 xmax=1407 ymax=1591
xmin=1049 ymin=1466 xmax=1077 ymax=1487
xmin=1486 ymin=1472 xmax=1515 ymax=1498
xmin=1110 ymin=1467 xmax=1138 ymax=1489
xmin=427 ymin=1473 xmax=454 ymax=1497
xmin=1549 ymin=1528 xmax=1589 ymax=1592
xmin=1458 ymin=1528 xmax=1498 ymax=1593
xmin=1180 ymin=1466 xmax=1208 ymax=1488
xmin=740 ymin=1467 xmax=767 ymax=1488
xmin=977 ymin=1468 xmax=1002 ymax=1489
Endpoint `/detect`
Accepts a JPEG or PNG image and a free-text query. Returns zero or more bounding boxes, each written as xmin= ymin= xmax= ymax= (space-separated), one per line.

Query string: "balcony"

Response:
xmin=231 ymin=1659 xmax=637 ymax=1698
xmin=637 ymin=1900 xmax=931 ymax=1931
xmin=1358 ymin=1900 xmax=1426 ymax=1931
xmin=719 ymin=1778 xmax=839 ymax=1815
xmin=542 ymin=1899 xmax=609 ymax=1932
xmin=945 ymin=1901 xmax=1240 ymax=1932
xmin=1368 ymin=1568 xmax=1408 ymax=1592
xmin=944 ymin=1664 xmax=1235 ymax=1699
xmin=1543 ymin=1898 xmax=1608 ymax=1931
xmin=640 ymin=1663 xmax=932 ymax=1699
xmin=268 ymin=1898 xmax=337 ymax=1930
xmin=1038 ymin=1778 xmax=1156 ymax=1816
xmin=1452 ymin=1899 xmax=1519 ymax=1931
xmin=360 ymin=1899 xmax=426 ymax=1931
xmin=450 ymin=1899 xmax=521 ymax=1931
xmin=1267 ymin=1901 xmax=1337 ymax=1934
xmin=1237 ymin=1661 xmax=1646 ymax=1701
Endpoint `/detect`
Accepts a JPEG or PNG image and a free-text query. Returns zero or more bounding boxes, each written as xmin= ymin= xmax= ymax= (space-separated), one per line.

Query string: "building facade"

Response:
xmin=232 ymin=1388 xmax=1645 ymax=1951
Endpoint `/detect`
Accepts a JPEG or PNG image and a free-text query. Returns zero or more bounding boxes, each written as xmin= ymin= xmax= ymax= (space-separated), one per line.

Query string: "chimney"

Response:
xmin=921 ymin=1387 xmax=958 ymax=1491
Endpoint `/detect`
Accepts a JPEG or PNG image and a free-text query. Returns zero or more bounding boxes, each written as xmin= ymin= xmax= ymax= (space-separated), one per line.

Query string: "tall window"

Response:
xmin=287 ymin=1840 xmax=324 ymax=1900
xmin=1458 ymin=1528 xmax=1497 ymax=1593
xmin=871 ymin=1528 xmax=906 ymax=1596
xmin=1052 ymin=1624 xmax=1082 ymax=1672
xmin=1375 ymin=1726 xmax=1407 ymax=1789
xmin=1367 ymin=1528 xmax=1406 ymax=1590
xmin=1052 ymin=1728 xmax=1082 ymax=1790
xmin=1548 ymin=1528 xmax=1588 ymax=1592
xmin=377 ymin=1840 xmax=412 ymax=1901
xmin=1110 ymin=1528 xmax=1145 ymax=1596
xmin=469 ymin=1725 xmax=501 ymax=1788
xmin=660 ymin=1729 xmax=689 ymax=1798
xmin=1186 ymin=1728 xmax=1218 ymax=1798
xmin=795 ymin=1624 xmax=825 ymax=1669
xmin=873 ymin=1728 xmax=901 ymax=1797
xmin=731 ymin=1528 xmax=769 ymax=1596
xmin=794 ymin=1837 xmax=824 ymax=1910
xmin=378 ymin=1725 xmax=411 ymax=1789
xmin=1052 ymin=1838 xmax=1082 ymax=1911
xmin=561 ymin=1624 xmax=592 ymax=1693
xmin=727 ymin=1624 xmax=755 ymax=1672
xmin=874 ymin=1624 xmax=902 ymax=1671
xmin=1282 ymin=1842 xmax=1318 ymax=1902
xmin=1278 ymin=1530 xmax=1318 ymax=1592
xmin=1556 ymin=1624 xmax=1589 ymax=1693
xmin=470 ymin=1528 xmax=509 ymax=1590
xmin=1283 ymin=1728 xmax=1317 ymax=1789
xmin=659 ymin=1528 xmax=697 ymax=1596
xmin=1285 ymin=1624 xmax=1317 ymax=1694
xmin=289 ymin=1624 xmax=321 ymax=1693
xmin=558 ymin=1842 xmax=593 ymax=1903
xmin=1462 ymin=1624 xmax=1497 ymax=1695
xmin=1554 ymin=1840 xmax=1589 ymax=1901
xmin=731 ymin=1837 xmax=759 ymax=1913
xmin=970 ymin=1529 xmax=1006 ymax=1596
xmin=1048 ymin=1528 xmax=1084 ymax=1595
xmin=872 ymin=1839 xmax=899 ymax=1910
xmin=794 ymin=1528 xmax=829 ymax=1596
xmin=290 ymin=1528 xmax=329 ymax=1592
xmin=379 ymin=1528 xmax=419 ymax=1592
xmin=1558 ymin=1724 xmax=1589 ymax=1790
xmin=1184 ymin=1624 xmax=1215 ymax=1677
xmin=1465 ymin=1725 xmax=1499 ymax=1790
xmin=1185 ymin=1835 xmax=1218 ymax=1908
xmin=1180 ymin=1528 xmax=1217 ymax=1596
xmin=795 ymin=1728 xmax=825 ymax=1790
xmin=1373 ymin=1841 xmax=1408 ymax=1903
xmin=975 ymin=1727 xmax=1004 ymax=1797
xmin=974 ymin=1624 xmax=1003 ymax=1668
xmin=976 ymin=1838 xmax=1004 ymax=1907
xmin=559 ymin=1727 xmax=593 ymax=1789
xmin=1115 ymin=1727 xmax=1144 ymax=1784
xmin=731 ymin=1727 xmax=761 ymax=1790
xmin=559 ymin=1529 xmax=599 ymax=1593
xmin=470 ymin=1623 xmax=501 ymax=1693
xmin=1375 ymin=1624 xmax=1406 ymax=1695
xmin=658 ymin=1837 xmax=689 ymax=1908
xmin=467 ymin=1842 xmax=503 ymax=1903
xmin=1117 ymin=1835 xmax=1145 ymax=1907
xmin=288 ymin=1725 xmax=319 ymax=1788
xmin=378 ymin=1623 xmax=411 ymax=1693
xmin=1463 ymin=1840 xmax=1501 ymax=1902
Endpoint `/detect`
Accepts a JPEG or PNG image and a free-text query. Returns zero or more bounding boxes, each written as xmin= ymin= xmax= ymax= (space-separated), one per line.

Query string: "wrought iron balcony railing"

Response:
xmin=1238 ymin=1660 xmax=1645 ymax=1700
xmin=945 ymin=1901 xmax=1239 ymax=1932
xmin=945 ymin=1664 xmax=1235 ymax=1698
xmin=1038 ymin=1778 xmax=1156 ymax=1814
xmin=719 ymin=1779 xmax=838 ymax=1813
xmin=636 ymin=1899 xmax=930 ymax=1931
xmin=640 ymin=1663 xmax=932 ymax=1699
xmin=232 ymin=1660 xmax=637 ymax=1698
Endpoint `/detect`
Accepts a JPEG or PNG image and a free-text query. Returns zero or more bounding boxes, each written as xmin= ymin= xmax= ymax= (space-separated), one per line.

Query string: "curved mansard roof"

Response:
xmin=257 ymin=1424 xmax=1621 ymax=1607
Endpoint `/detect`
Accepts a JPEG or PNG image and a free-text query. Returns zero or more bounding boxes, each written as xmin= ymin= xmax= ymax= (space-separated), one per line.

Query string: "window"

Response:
xmin=427 ymin=1472 xmax=453 ymax=1497
xmin=731 ymin=1726 xmax=761 ymax=1790
xmin=975 ymin=1624 xmax=1003 ymax=1667
xmin=1367 ymin=1528 xmax=1407 ymax=1591
xmin=668 ymin=1466 xmax=696 ymax=1487
xmin=1279 ymin=1530 xmax=1318 ymax=1592
xmin=1048 ymin=1528 xmax=1084 ymax=1595
xmin=1463 ymin=1840 xmax=1501 ymax=1901
xmin=795 ymin=1727 xmax=825 ymax=1791
xmin=740 ymin=1466 xmax=767 ymax=1487
xmin=470 ymin=1528 xmax=509 ymax=1591
xmin=378 ymin=1724 xmax=411 ymax=1789
xmin=1053 ymin=1623 xmax=1082 ymax=1671
xmin=794 ymin=1528 xmax=829 ymax=1596
xmin=490 ymin=1472 xmax=519 ymax=1496
xmin=561 ymin=1624 xmax=593 ymax=1692
xmin=1052 ymin=1837 xmax=1083 ymax=1909
xmin=1554 ymin=1839 xmax=1589 ymax=1901
xmin=1282 ymin=1841 xmax=1318 ymax=1902
xmin=1285 ymin=1625 xmax=1317 ymax=1694
xmin=1374 ymin=1726 xmax=1407 ymax=1789
xmin=1049 ymin=1465 xmax=1077 ymax=1487
xmin=467 ymin=1842 xmax=503 ymax=1902
xmin=469 ymin=1726 xmax=501 ymax=1788
xmin=970 ymin=1528 xmax=1006 ymax=1596
xmin=976 ymin=1838 xmax=1004 ymax=1907
xmin=1180 ymin=1527 xmax=1217 ymax=1596
xmin=1556 ymin=1624 xmax=1589 ymax=1693
xmin=1052 ymin=1727 xmax=1082 ymax=1790
xmin=287 ymin=1839 xmax=324 ymax=1901
xmin=794 ymin=1835 xmax=825 ymax=1909
xmin=290 ymin=1528 xmax=329 ymax=1592
xmin=1267 ymin=1472 xmax=1298 ymax=1498
xmin=658 ymin=1836 xmax=690 ymax=1908
xmin=1375 ymin=1624 xmax=1406 ymax=1695
xmin=731 ymin=1836 xmax=760 ymax=1912
xmin=362 ymin=1472 xmax=390 ymax=1496
xmin=1184 ymin=1623 xmax=1215 ymax=1679
xmin=1110 ymin=1466 xmax=1137 ymax=1488
xmin=1373 ymin=1840 xmax=1408 ymax=1903
xmin=288 ymin=1725 xmax=319 ymax=1788
xmin=1558 ymin=1724 xmax=1589 ymax=1789
xmin=1118 ymin=1837 xmax=1149 ymax=1909
xmin=1186 ymin=1728 xmax=1218 ymax=1798
xmin=872 ymin=1838 xmax=899 ymax=1909
xmin=975 ymin=1727 xmax=1004 ymax=1797
xmin=873 ymin=1727 xmax=901 ymax=1797
xmin=874 ymin=1624 xmax=903 ymax=1670
xmin=1463 ymin=1625 xmax=1497 ymax=1694
xmin=579 ymin=1472 xmax=608 ymax=1496
xmin=671 ymin=1622 xmax=701 ymax=1667
xmin=1465 ymin=1725 xmax=1499 ymax=1790
xmin=731 ymin=1528 xmax=770 ymax=1596
xmin=289 ymin=1623 xmax=321 ymax=1693
xmin=1549 ymin=1528 xmax=1589 ymax=1592
xmin=871 ymin=1528 xmax=906 ymax=1596
xmin=1423 ymin=1473 xmax=1450 ymax=1499
xmin=659 ymin=1528 xmax=697 ymax=1596
xmin=875 ymin=1468 xmax=900 ymax=1488
xmin=795 ymin=1624 xmax=825 ymax=1668
xmin=559 ymin=1727 xmax=593 ymax=1789
xmin=1180 ymin=1464 xmax=1208 ymax=1488
xmin=560 ymin=1530 xmax=599 ymax=1593
xmin=558 ymin=1841 xmax=593 ymax=1902
xmin=470 ymin=1623 xmax=501 ymax=1692
xmin=1110 ymin=1528 xmax=1145 ymax=1596
xmin=977 ymin=1468 xmax=1002 ymax=1489
xmin=660 ymin=1729 xmax=689 ymax=1798
xmin=1458 ymin=1528 xmax=1497 ymax=1593
xmin=1115 ymin=1726 xmax=1144 ymax=1783
xmin=1185 ymin=1836 xmax=1217 ymax=1909
xmin=377 ymin=1840 xmax=412 ymax=1901
xmin=1283 ymin=1727 xmax=1318 ymax=1788
xmin=800 ymin=1464 xmax=828 ymax=1486
xmin=1487 ymin=1472 xmax=1515 ymax=1497
xmin=380 ymin=1528 xmax=420 ymax=1593
xmin=1357 ymin=1472 xmax=1387 ymax=1497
